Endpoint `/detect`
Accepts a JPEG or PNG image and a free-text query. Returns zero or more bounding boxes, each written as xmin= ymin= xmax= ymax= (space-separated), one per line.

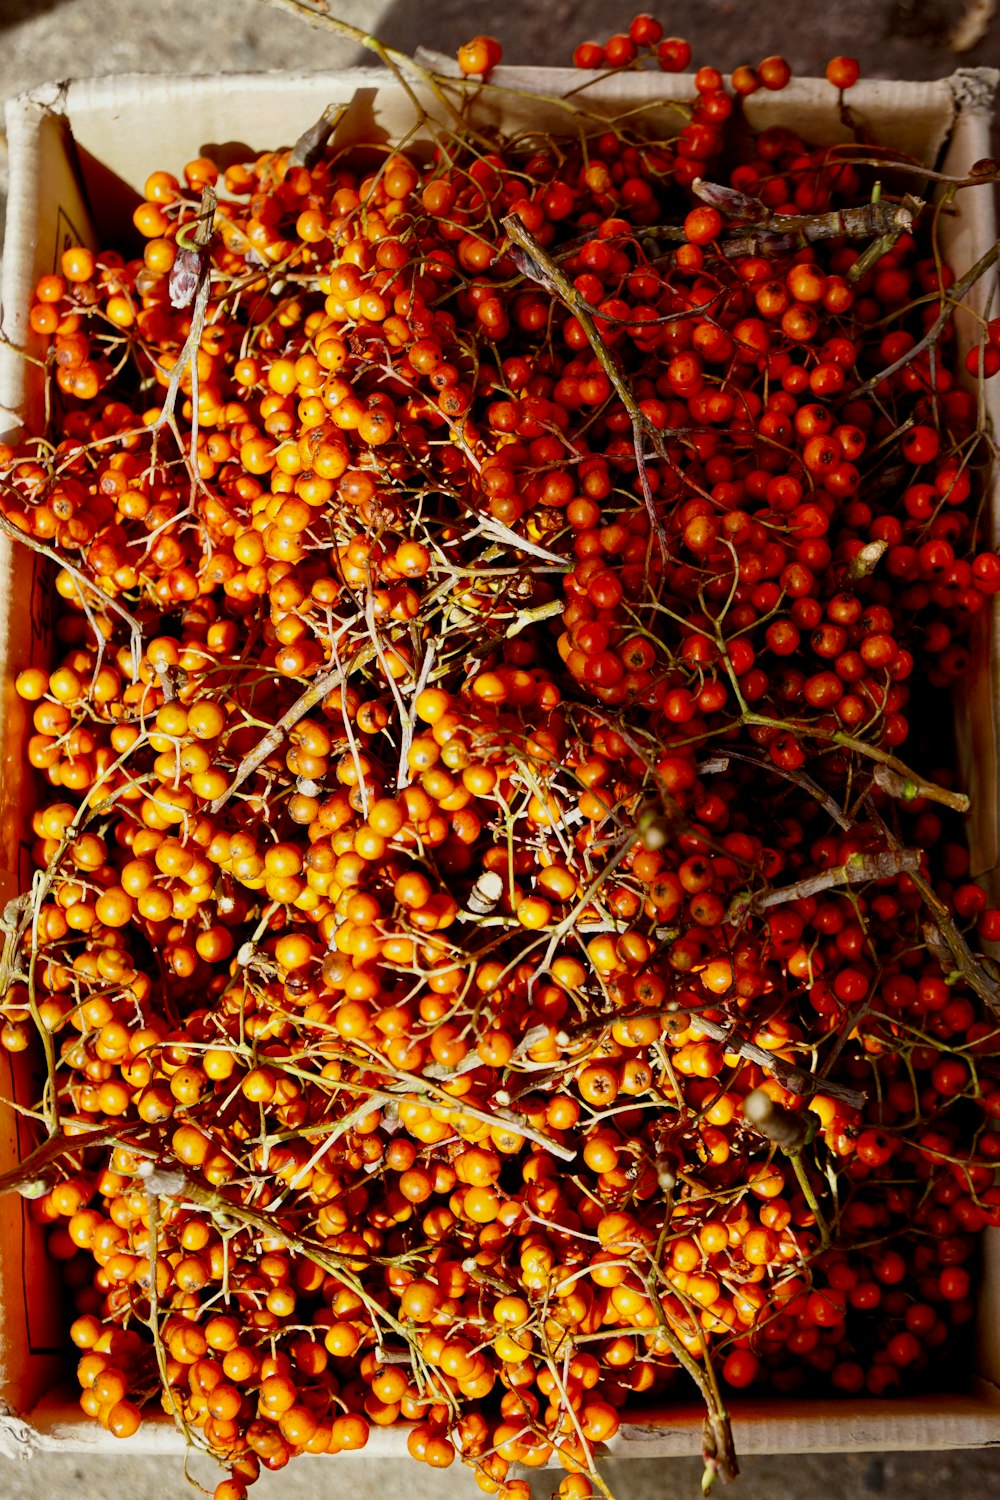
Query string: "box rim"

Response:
xmin=1 ymin=60 xmax=999 ymax=1455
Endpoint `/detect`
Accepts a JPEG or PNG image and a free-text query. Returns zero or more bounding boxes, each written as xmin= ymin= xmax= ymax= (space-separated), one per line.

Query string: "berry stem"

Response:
xmin=788 ymin=1146 xmax=832 ymax=1250
xmin=643 ymin=1272 xmax=738 ymax=1484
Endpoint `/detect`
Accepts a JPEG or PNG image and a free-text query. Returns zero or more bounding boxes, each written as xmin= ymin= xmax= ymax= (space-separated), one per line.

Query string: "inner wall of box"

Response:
xmin=937 ymin=93 xmax=1000 ymax=1390
xmin=2 ymin=66 xmax=1000 ymax=1432
xmin=0 ymin=99 xmax=98 ymax=1415
xmin=54 ymin=70 xmax=958 ymax=195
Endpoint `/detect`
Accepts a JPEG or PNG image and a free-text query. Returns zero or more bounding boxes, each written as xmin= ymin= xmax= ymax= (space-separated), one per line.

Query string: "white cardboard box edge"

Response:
xmin=0 ymin=64 xmax=999 ymax=1459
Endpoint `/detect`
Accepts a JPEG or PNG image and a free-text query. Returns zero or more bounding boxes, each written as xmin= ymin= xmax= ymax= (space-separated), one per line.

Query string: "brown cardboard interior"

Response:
xmin=1 ymin=64 xmax=999 ymax=1455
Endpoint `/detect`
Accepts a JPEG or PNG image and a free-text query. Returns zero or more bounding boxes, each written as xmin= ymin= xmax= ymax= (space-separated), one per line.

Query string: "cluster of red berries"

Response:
xmin=570 ymin=18 xmax=862 ymax=103
xmin=571 ymin=15 xmax=691 ymax=75
xmin=3 ymin=16 xmax=1000 ymax=1500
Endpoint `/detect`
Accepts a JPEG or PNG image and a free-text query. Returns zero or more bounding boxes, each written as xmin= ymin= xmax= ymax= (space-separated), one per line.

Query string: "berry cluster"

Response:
xmin=3 ymin=18 xmax=1000 ymax=1500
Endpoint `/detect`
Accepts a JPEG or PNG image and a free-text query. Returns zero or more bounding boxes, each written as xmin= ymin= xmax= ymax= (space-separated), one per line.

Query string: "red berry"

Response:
xmin=886 ymin=1332 xmax=921 ymax=1368
xmin=901 ymin=424 xmax=940 ymax=465
xmin=826 ymin=55 xmax=861 ymax=90
xmin=966 ymin=344 xmax=1000 ymax=378
xmin=731 ymin=65 xmax=761 ymax=95
xmin=456 ymin=35 xmax=502 ymax=75
xmin=973 ymin=552 xmax=1000 ymax=593
xmin=939 ymin=1266 xmax=970 ymax=1302
xmin=722 ymin=1350 xmax=760 ymax=1388
xmin=694 ymin=65 xmax=723 ymax=93
xmin=696 ymin=89 xmax=733 ymax=123
xmin=629 ymin=13 xmax=664 ymax=46
xmin=603 ymin=33 xmax=639 ymax=68
xmin=684 ymin=205 xmax=723 ymax=245
xmin=656 ymin=36 xmax=691 ymax=71
xmin=758 ymin=55 xmax=792 ymax=90
xmin=573 ymin=41 xmax=606 ymax=69
xmin=873 ymin=1251 xmax=907 ymax=1286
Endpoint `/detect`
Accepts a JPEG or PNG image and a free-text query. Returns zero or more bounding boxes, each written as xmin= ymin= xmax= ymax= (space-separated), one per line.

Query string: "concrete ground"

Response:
xmin=0 ymin=0 xmax=999 ymax=1496
xmin=0 ymin=1446 xmax=996 ymax=1500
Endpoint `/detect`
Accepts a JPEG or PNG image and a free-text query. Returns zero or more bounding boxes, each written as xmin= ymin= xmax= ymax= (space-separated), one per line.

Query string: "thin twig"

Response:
xmin=728 ymin=849 xmax=921 ymax=921
xmin=355 ymin=1053 xmax=578 ymax=1162
xmin=690 ymin=1015 xmax=867 ymax=1111
xmin=258 ymin=0 xmax=496 ymax=153
xmin=397 ymin=640 xmax=436 ymax=791
xmin=0 ymin=1125 xmax=139 ymax=1198
xmin=699 ymin=750 xmax=851 ymax=830
xmin=910 ymin=868 xmax=1000 ymax=1019
xmin=871 ymin=761 xmax=970 ymax=813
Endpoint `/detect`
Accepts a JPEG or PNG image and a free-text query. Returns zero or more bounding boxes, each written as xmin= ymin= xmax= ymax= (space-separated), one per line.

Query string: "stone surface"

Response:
xmin=0 ymin=1446 xmax=999 ymax=1499
xmin=0 ymin=0 xmax=999 ymax=1497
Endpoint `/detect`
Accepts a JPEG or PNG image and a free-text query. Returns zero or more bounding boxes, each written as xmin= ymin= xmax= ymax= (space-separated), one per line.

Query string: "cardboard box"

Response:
xmin=1 ymin=62 xmax=999 ymax=1462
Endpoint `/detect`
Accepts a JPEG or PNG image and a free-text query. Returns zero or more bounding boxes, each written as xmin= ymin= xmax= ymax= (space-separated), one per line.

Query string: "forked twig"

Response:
xmin=728 ymin=849 xmax=921 ymax=922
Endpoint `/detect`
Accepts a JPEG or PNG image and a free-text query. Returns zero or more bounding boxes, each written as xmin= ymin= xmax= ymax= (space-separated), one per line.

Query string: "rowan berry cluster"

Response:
xmin=3 ymin=17 xmax=1000 ymax=1500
